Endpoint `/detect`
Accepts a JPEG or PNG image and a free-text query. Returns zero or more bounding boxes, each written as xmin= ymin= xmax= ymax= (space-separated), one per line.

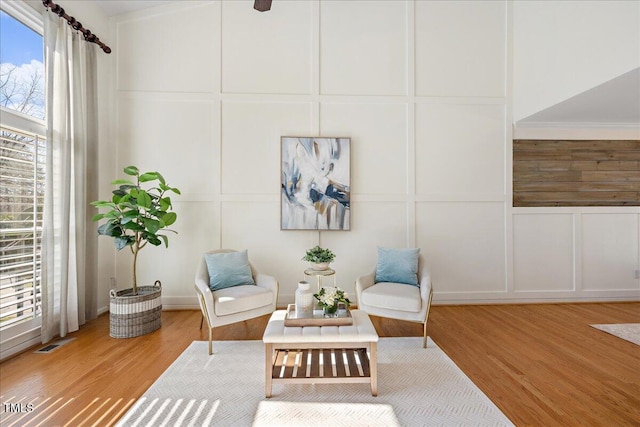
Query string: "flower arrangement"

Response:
xmin=314 ymin=286 xmax=351 ymax=316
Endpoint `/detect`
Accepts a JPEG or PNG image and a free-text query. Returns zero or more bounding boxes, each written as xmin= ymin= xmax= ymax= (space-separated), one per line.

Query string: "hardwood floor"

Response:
xmin=1 ymin=303 xmax=638 ymax=426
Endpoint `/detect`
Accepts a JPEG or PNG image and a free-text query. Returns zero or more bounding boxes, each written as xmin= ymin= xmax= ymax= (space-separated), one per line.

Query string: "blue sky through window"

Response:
xmin=1 ymin=11 xmax=43 ymax=65
xmin=0 ymin=10 xmax=45 ymax=119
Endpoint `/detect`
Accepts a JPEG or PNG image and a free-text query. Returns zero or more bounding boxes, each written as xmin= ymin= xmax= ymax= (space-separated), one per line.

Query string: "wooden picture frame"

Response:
xmin=281 ymin=136 xmax=351 ymax=230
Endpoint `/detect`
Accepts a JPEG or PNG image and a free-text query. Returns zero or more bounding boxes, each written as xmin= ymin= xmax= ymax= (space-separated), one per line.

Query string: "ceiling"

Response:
xmin=517 ymin=67 xmax=640 ymax=127
xmin=93 ymin=1 xmax=639 ymax=128
xmin=94 ymin=0 xmax=172 ymax=17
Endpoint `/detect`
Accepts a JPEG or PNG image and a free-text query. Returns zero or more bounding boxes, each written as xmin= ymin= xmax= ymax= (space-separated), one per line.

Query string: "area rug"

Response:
xmin=116 ymin=337 xmax=513 ymax=427
xmin=591 ymin=323 xmax=640 ymax=346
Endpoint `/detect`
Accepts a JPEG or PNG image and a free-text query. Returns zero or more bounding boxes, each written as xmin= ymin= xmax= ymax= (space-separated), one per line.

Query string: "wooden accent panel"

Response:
xmin=513 ymin=140 xmax=640 ymax=206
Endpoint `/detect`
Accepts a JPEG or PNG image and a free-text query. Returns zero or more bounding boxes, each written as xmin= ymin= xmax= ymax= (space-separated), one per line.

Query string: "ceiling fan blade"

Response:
xmin=254 ymin=0 xmax=272 ymax=12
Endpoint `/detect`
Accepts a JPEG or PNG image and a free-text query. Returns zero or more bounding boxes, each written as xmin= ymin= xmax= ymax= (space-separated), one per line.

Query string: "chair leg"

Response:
xmin=423 ymin=286 xmax=434 ymax=348
xmin=208 ymin=325 xmax=213 ymax=355
xmin=423 ymin=320 xmax=428 ymax=348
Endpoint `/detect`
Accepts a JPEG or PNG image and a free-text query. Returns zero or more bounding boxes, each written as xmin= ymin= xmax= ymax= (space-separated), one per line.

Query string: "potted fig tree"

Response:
xmin=91 ymin=165 xmax=180 ymax=338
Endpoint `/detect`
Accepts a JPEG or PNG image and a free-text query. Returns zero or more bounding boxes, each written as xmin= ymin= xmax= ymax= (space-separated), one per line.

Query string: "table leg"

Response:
xmin=265 ymin=343 xmax=273 ymax=398
xmin=370 ymin=342 xmax=378 ymax=396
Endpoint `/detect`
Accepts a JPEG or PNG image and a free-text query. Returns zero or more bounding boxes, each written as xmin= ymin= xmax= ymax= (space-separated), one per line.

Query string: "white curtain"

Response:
xmin=41 ymin=12 xmax=99 ymax=343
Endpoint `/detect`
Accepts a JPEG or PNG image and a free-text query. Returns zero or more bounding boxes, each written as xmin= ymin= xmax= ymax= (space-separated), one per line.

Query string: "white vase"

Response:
xmin=311 ymin=262 xmax=330 ymax=271
xmin=295 ymin=281 xmax=314 ymax=316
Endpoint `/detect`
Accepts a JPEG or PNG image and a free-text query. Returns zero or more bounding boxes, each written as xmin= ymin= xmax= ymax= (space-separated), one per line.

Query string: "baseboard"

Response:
xmin=156 ymin=291 xmax=639 ymax=311
xmin=161 ymin=296 xmax=199 ymax=310
xmin=0 ymin=330 xmax=41 ymax=362
xmin=433 ymin=291 xmax=640 ymax=305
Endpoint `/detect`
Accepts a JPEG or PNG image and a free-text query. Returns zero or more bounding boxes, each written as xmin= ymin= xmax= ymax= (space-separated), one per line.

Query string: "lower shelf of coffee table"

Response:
xmin=271 ymin=348 xmax=371 ymax=382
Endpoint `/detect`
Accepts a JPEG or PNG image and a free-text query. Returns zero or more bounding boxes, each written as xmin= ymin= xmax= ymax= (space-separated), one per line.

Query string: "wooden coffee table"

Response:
xmin=262 ymin=309 xmax=379 ymax=397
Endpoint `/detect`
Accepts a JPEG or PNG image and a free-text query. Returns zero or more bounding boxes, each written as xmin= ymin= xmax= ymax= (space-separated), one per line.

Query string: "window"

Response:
xmin=0 ymin=125 xmax=45 ymax=329
xmin=0 ymin=9 xmax=45 ymax=119
xmin=0 ymin=4 xmax=45 ymax=337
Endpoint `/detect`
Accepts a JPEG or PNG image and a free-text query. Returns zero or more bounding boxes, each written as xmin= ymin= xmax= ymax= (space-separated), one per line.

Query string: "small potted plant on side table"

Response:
xmin=302 ymin=245 xmax=336 ymax=271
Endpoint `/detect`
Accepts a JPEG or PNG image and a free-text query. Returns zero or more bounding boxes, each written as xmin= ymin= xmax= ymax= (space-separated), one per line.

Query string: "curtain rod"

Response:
xmin=41 ymin=0 xmax=112 ymax=54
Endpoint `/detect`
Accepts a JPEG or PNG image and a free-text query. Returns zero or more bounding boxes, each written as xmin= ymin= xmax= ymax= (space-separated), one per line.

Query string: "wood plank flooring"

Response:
xmin=0 ymin=303 xmax=638 ymax=426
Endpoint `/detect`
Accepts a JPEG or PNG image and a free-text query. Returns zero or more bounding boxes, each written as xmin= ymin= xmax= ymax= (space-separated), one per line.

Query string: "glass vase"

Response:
xmin=323 ymin=304 xmax=339 ymax=318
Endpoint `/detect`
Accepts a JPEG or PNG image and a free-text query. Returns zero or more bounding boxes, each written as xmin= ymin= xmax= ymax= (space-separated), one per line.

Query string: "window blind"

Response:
xmin=0 ymin=125 xmax=45 ymax=329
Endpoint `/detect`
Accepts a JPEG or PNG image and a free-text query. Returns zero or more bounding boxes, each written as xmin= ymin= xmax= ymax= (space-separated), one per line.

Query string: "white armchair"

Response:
xmin=195 ymin=249 xmax=278 ymax=354
xmin=356 ymin=254 xmax=433 ymax=348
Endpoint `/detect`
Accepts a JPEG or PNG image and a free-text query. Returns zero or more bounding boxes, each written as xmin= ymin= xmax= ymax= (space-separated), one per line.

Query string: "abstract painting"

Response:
xmin=281 ymin=137 xmax=350 ymax=230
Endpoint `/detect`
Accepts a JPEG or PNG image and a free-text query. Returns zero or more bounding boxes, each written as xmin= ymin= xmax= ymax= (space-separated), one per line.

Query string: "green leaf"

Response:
xmin=124 ymin=166 xmax=139 ymax=176
xmin=158 ymin=234 xmax=169 ymax=248
xmin=136 ymin=190 xmax=152 ymax=209
xmin=143 ymin=218 xmax=161 ymax=234
xmin=143 ymin=232 xmax=162 ymax=246
xmin=112 ymin=179 xmax=134 ymax=185
xmin=171 ymin=187 xmax=181 ymax=195
xmin=139 ymin=172 xmax=158 ymax=182
xmin=112 ymin=194 xmax=121 ymax=204
xmin=159 ymin=197 xmax=171 ymax=211
xmin=114 ymin=236 xmax=132 ymax=250
xmin=156 ymin=172 xmax=166 ymax=185
xmin=98 ymin=222 xmax=122 ymax=237
xmin=92 ymin=213 xmax=105 ymax=222
xmin=91 ymin=201 xmax=116 ymax=209
xmin=122 ymin=221 xmax=145 ymax=231
xmin=104 ymin=211 xmax=120 ymax=219
xmin=162 ymin=212 xmax=177 ymax=226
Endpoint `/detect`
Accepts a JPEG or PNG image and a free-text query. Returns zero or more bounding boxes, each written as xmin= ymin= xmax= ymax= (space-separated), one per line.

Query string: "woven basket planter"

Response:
xmin=109 ymin=281 xmax=162 ymax=339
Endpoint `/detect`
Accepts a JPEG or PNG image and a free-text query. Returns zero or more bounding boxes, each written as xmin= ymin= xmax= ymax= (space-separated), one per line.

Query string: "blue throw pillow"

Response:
xmin=375 ymin=247 xmax=419 ymax=286
xmin=204 ymin=250 xmax=255 ymax=291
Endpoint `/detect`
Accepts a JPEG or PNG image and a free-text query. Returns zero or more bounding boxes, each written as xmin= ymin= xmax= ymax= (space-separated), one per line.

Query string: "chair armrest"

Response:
xmin=255 ymin=273 xmax=278 ymax=293
xmin=195 ymin=257 xmax=216 ymax=321
xmin=255 ymin=274 xmax=279 ymax=306
xmin=194 ymin=279 xmax=215 ymax=323
xmin=356 ymin=271 xmax=375 ymax=290
xmin=355 ymin=271 xmax=375 ymax=307
xmin=419 ymin=267 xmax=432 ymax=302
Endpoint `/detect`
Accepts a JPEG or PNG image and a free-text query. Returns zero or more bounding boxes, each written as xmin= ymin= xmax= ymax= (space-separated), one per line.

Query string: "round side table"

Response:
xmin=304 ymin=267 xmax=336 ymax=292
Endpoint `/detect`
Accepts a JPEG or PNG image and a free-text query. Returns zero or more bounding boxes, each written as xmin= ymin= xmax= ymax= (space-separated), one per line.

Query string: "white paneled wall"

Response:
xmin=220 ymin=101 xmax=313 ymax=194
xmin=581 ymin=214 xmax=639 ymax=292
xmin=320 ymin=1 xmax=407 ymax=96
xmin=415 ymin=0 xmax=506 ymax=97
xmin=221 ymin=1 xmax=313 ymax=94
xmin=108 ymin=0 xmax=639 ymax=311
xmin=417 ymin=202 xmax=506 ymax=296
xmin=513 ymin=214 xmax=575 ymax=292
xmin=415 ymin=103 xmax=506 ymax=198
xmin=320 ymin=103 xmax=408 ymax=195
xmin=117 ymin=3 xmax=219 ymax=93
xmin=511 ymin=210 xmax=640 ymax=301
